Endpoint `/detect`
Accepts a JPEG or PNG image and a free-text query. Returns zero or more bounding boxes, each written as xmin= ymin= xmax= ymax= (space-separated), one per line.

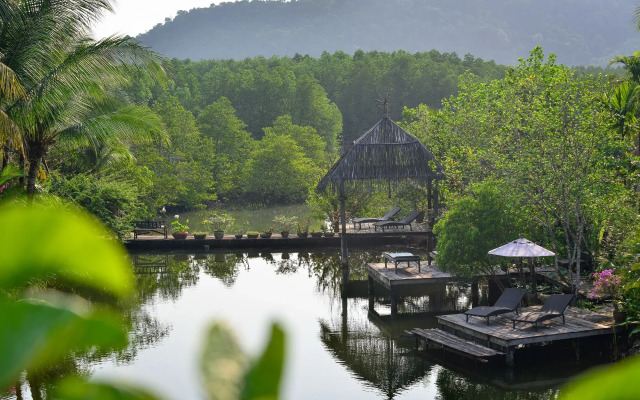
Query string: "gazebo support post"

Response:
xmin=340 ymin=180 xmax=349 ymax=299
xmin=340 ymin=180 xmax=348 ymax=265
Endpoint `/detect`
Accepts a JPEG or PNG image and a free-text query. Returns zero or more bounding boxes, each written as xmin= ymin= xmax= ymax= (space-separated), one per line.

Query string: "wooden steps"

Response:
xmin=409 ymin=328 xmax=504 ymax=362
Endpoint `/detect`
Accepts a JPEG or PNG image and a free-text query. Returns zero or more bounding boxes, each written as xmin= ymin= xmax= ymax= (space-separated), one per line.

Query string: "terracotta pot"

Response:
xmin=614 ymin=310 xmax=627 ymax=324
xmin=213 ymin=231 xmax=224 ymax=239
xmin=172 ymin=232 xmax=188 ymax=240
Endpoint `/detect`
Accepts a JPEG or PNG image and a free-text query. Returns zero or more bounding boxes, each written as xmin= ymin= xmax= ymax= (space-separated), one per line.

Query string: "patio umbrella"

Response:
xmin=488 ymin=236 xmax=555 ymax=258
xmin=488 ymin=236 xmax=555 ymax=301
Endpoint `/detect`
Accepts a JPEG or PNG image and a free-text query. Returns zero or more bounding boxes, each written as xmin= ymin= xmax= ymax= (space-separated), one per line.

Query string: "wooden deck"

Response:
xmin=367 ymin=262 xmax=451 ymax=290
xmin=367 ymin=262 xmax=505 ymax=290
xmin=410 ymin=305 xmax=616 ymax=366
xmin=437 ymin=306 xmax=613 ymax=350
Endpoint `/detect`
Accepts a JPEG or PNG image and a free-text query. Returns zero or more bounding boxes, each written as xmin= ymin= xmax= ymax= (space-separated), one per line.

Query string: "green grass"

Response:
xmin=178 ymin=204 xmax=323 ymax=233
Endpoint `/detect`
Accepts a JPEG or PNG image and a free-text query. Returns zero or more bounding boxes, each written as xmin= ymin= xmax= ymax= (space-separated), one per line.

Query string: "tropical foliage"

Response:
xmin=402 ymin=47 xmax=635 ymax=293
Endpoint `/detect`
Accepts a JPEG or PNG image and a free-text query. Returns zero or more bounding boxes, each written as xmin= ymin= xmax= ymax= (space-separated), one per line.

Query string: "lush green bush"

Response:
xmin=48 ymin=173 xmax=152 ymax=238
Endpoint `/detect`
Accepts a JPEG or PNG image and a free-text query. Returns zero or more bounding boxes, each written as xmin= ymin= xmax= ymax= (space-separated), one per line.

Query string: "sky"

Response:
xmin=92 ymin=0 xmax=235 ymax=39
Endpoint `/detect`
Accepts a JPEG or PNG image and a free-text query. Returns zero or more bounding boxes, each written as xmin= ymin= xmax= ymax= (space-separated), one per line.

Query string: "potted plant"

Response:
xmin=171 ymin=215 xmax=189 ymax=239
xmin=193 ymin=232 xmax=207 ymax=240
xmin=310 ymin=226 xmax=323 ymax=238
xmin=589 ymin=268 xmax=625 ymax=323
xmin=204 ymin=212 xmax=235 ymax=240
xmin=247 ymin=231 xmax=259 ymax=239
xmin=274 ymin=215 xmax=298 ymax=239
xmin=260 ymin=227 xmax=273 ymax=239
xmin=297 ymin=220 xmax=309 ymax=238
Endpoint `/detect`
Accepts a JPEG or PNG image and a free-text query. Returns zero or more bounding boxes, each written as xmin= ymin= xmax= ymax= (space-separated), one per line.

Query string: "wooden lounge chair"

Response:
xmin=511 ymin=294 xmax=574 ymax=330
xmin=373 ymin=210 xmax=421 ymax=232
xmin=465 ymin=288 xmax=527 ymax=324
xmin=352 ymin=207 xmax=401 ymax=229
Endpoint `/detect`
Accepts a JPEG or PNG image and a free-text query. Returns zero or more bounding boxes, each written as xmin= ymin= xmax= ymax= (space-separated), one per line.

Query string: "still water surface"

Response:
xmin=81 ymin=250 xmax=581 ymax=400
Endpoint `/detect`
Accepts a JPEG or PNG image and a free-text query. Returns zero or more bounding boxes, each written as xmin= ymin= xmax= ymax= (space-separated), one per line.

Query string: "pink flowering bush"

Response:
xmin=588 ymin=268 xmax=622 ymax=301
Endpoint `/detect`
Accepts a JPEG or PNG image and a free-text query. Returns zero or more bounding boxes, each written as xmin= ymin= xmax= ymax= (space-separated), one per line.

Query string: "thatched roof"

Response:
xmin=317 ymin=117 xmax=444 ymax=192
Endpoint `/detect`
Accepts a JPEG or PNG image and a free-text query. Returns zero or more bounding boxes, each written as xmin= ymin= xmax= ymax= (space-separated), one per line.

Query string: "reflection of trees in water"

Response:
xmin=9 ymin=357 xmax=89 ymax=400
xmin=319 ymin=316 xmax=432 ymax=399
xmin=193 ymin=253 xmax=245 ymax=287
xmin=435 ymin=368 xmax=559 ymax=400
xmin=132 ymin=254 xmax=200 ymax=303
xmin=308 ymin=250 xmax=381 ymax=294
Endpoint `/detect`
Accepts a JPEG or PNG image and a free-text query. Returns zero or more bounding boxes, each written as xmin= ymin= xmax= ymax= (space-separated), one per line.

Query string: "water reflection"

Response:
xmin=8 ymin=250 xmax=604 ymax=400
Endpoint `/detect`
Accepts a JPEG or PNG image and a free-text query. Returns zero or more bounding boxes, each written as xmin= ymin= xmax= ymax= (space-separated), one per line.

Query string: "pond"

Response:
xmin=6 ymin=249 xmax=604 ymax=400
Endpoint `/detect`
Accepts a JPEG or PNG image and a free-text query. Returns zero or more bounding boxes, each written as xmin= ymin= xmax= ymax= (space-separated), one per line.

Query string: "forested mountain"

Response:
xmin=138 ymin=0 xmax=640 ymax=66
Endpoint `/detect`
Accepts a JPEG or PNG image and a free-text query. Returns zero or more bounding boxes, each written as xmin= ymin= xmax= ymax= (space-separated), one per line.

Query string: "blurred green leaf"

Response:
xmin=559 ymin=355 xmax=640 ymax=399
xmin=200 ymin=322 xmax=249 ymax=400
xmin=55 ymin=379 xmax=163 ymax=400
xmin=0 ymin=299 xmax=127 ymax=389
xmin=0 ymin=202 xmax=133 ymax=297
xmin=241 ymin=324 xmax=285 ymax=400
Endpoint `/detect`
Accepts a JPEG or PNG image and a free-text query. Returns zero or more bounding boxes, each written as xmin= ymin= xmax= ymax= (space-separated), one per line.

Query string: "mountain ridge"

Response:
xmin=137 ymin=0 xmax=640 ymax=66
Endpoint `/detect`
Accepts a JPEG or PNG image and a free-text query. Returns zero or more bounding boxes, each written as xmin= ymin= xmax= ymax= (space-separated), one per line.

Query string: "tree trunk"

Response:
xmin=18 ymin=150 xmax=25 ymax=186
xmin=26 ymin=142 xmax=45 ymax=197
xmin=1 ymin=139 xmax=10 ymax=172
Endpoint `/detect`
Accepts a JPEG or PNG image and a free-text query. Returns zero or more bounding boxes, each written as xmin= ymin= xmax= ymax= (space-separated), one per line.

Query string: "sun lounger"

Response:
xmin=511 ymin=294 xmax=573 ymax=330
xmin=465 ymin=288 xmax=527 ymax=324
xmin=353 ymin=207 xmax=401 ymax=229
xmin=373 ymin=210 xmax=421 ymax=232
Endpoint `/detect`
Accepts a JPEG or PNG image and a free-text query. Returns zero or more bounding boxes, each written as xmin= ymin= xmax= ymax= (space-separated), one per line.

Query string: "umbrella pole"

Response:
xmin=529 ymin=258 xmax=538 ymax=303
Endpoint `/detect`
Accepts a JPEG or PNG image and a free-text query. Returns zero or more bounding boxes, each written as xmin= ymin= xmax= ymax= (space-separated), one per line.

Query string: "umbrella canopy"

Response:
xmin=488 ymin=236 xmax=555 ymax=258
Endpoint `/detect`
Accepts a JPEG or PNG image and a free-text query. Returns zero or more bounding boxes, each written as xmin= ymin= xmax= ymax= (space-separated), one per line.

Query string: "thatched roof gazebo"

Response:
xmin=317 ymin=116 xmax=445 ymax=264
xmin=317 ymin=116 xmax=444 ymax=192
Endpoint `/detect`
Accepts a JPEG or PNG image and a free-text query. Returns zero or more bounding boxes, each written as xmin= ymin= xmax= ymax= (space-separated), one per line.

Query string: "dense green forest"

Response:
xmin=17 ymin=49 xmax=508 ymax=237
xmin=138 ymin=0 xmax=640 ymax=67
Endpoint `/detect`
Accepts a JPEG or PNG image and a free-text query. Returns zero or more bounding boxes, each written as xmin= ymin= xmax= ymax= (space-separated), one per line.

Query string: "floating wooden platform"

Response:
xmin=409 ymin=305 xmax=614 ymax=367
xmin=367 ymin=262 xmax=451 ymax=290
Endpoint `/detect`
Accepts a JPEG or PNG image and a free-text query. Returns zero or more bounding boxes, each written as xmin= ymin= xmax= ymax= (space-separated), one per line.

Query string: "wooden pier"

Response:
xmin=125 ymin=223 xmax=433 ymax=251
xmin=411 ymin=305 xmax=614 ymax=367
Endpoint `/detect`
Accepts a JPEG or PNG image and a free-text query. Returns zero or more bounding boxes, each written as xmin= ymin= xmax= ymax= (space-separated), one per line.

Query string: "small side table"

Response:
xmin=384 ymin=252 xmax=421 ymax=273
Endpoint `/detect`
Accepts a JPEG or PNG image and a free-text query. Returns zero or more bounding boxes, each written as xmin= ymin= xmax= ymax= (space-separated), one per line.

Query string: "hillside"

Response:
xmin=137 ymin=0 xmax=640 ymax=66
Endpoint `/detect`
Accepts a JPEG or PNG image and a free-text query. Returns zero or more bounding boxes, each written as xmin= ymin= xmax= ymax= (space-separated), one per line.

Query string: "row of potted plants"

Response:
xmin=170 ymin=214 xmax=338 ymax=239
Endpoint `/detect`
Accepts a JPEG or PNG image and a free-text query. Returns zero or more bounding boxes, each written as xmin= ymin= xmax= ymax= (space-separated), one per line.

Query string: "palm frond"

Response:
xmin=56 ymin=105 xmax=168 ymax=149
xmin=0 ymin=60 xmax=26 ymax=100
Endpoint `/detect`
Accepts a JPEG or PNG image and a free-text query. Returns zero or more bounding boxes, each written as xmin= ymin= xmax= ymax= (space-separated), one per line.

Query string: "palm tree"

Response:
xmin=0 ymin=0 xmax=166 ymax=195
xmin=604 ymin=81 xmax=639 ymax=141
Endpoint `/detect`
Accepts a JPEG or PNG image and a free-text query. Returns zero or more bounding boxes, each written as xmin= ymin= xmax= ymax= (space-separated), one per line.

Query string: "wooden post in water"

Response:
xmin=368 ymin=276 xmax=375 ymax=310
xmin=390 ymin=290 xmax=398 ymax=317
xmin=340 ymin=180 xmax=349 ymax=299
